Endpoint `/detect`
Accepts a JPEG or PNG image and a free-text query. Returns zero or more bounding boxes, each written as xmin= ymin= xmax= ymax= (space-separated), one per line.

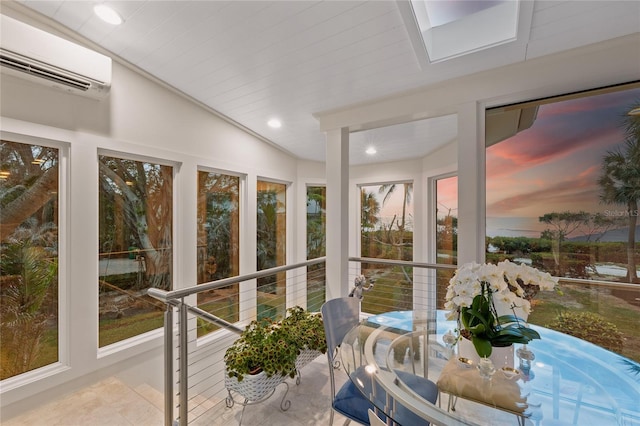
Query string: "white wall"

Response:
xmin=0 ymin=11 xmax=298 ymax=420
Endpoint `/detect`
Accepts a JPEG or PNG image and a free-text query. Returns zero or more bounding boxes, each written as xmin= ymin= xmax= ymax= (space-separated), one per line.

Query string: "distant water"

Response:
xmin=487 ymin=216 xmax=640 ymax=242
xmin=568 ymin=225 xmax=640 ymax=243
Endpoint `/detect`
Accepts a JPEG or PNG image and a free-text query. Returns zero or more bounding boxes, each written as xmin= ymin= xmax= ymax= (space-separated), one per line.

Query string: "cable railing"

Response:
xmin=148 ymin=256 xmax=639 ymax=425
xmin=147 ymin=257 xmax=326 ymax=426
xmin=350 ymin=257 xmax=640 ymax=363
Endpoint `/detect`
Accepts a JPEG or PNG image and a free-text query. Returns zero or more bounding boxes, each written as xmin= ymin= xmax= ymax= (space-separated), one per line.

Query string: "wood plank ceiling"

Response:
xmin=14 ymin=0 xmax=640 ymax=164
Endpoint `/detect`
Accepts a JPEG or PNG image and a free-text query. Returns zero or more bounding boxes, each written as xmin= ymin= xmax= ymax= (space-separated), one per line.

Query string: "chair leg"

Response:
xmin=329 ymin=409 xmax=334 ymax=425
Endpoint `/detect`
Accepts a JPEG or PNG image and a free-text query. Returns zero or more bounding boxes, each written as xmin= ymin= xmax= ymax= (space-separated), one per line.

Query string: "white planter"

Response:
xmin=225 ymin=370 xmax=286 ymax=402
xmin=295 ymin=349 xmax=322 ymax=370
xmin=457 ymin=337 xmax=514 ymax=369
xmin=225 ymin=348 xmax=322 ymax=403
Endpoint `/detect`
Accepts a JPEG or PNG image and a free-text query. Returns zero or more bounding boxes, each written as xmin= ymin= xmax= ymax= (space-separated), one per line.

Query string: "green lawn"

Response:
xmin=528 ymin=284 xmax=640 ymax=362
xmin=99 ymin=310 xmax=164 ymax=347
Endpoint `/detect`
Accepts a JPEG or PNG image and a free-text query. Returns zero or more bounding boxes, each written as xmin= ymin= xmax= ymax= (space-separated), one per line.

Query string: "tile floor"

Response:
xmin=3 ymin=356 xmax=525 ymax=426
xmin=191 ymin=356 xmax=343 ymax=426
xmin=2 ymin=376 xmax=165 ymax=426
xmin=2 ymin=356 xmax=350 ymax=426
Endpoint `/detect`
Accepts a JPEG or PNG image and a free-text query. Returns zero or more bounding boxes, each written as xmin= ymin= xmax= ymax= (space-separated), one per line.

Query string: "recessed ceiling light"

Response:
xmin=94 ymin=4 xmax=123 ymax=25
xmin=366 ymin=147 xmax=377 ymax=155
xmin=267 ymin=118 xmax=282 ymax=129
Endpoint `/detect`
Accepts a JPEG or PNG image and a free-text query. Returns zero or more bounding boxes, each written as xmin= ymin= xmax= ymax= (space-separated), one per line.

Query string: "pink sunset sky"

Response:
xmin=367 ymin=84 xmax=639 ymax=238
xmin=485 ymin=85 xmax=640 ymax=238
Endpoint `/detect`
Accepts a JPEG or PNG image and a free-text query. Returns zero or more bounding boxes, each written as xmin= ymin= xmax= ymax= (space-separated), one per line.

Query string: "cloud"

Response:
xmin=486 ymin=91 xmax=633 ymax=182
xmin=485 ymin=86 xmax=640 ymax=236
xmin=487 ymin=162 xmax=601 ymax=217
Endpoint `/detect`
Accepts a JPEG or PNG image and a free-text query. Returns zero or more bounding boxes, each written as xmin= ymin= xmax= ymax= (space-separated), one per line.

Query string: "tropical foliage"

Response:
xmin=99 ymin=155 xmax=173 ymax=289
xmin=0 ymin=224 xmax=58 ymax=378
xmin=1 ymin=140 xmax=59 ymax=379
xmin=196 ymin=171 xmax=240 ymax=335
xmin=306 ymin=186 xmax=326 ymax=312
xmin=197 ymin=172 xmax=240 ymax=283
xmin=360 ymin=184 xmax=415 ymax=313
xmin=256 ymin=181 xmax=286 ymax=319
xmin=597 ymin=102 xmax=640 ymax=283
xmin=98 ymin=155 xmax=172 ymax=346
xmin=224 ymin=306 xmax=326 ymax=381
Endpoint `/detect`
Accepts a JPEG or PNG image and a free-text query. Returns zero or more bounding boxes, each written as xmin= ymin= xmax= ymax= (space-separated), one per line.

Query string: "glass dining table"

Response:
xmin=339 ymin=310 xmax=640 ymax=426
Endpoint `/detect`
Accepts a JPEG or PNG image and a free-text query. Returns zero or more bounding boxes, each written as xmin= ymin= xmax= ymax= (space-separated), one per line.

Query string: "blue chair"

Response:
xmin=321 ymin=297 xmax=439 ymax=425
xmin=322 ymin=297 xmax=374 ymax=425
xmin=393 ymin=369 xmax=439 ymax=425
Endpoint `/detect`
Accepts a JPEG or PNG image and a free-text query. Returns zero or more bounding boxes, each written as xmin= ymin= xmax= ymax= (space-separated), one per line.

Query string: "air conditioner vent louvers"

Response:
xmin=1 ymin=14 xmax=111 ymax=100
xmin=1 ymin=53 xmax=91 ymax=91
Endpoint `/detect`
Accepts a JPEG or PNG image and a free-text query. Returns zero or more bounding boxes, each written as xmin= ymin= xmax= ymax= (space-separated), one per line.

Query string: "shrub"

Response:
xmin=546 ymin=311 xmax=624 ymax=352
xmin=224 ymin=306 xmax=326 ymax=381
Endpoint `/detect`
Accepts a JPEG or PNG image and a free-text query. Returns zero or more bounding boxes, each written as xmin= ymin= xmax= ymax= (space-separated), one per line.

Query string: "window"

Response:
xmin=196 ymin=171 xmax=240 ymax=335
xmin=435 ymin=175 xmax=457 ymax=307
xmin=306 ymin=185 xmax=326 ymax=311
xmin=1 ymin=140 xmax=59 ymax=379
xmin=98 ymin=154 xmax=172 ymax=347
xmin=485 ymin=82 xmax=640 ymax=361
xmin=436 ymin=175 xmax=458 ymax=264
xmin=486 ymin=84 xmax=640 ymax=282
xmin=256 ymin=180 xmax=286 ymax=320
xmin=359 ymin=182 xmax=413 ymax=313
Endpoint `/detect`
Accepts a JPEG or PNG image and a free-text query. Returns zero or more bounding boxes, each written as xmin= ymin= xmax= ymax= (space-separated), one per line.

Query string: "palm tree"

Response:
xmin=360 ymin=189 xmax=380 ymax=259
xmin=0 ymin=221 xmax=58 ymax=378
xmin=597 ymin=103 xmax=640 ymax=283
xmin=378 ymin=183 xmax=413 ymax=235
xmin=360 ymin=189 xmax=380 ymax=232
xmin=378 ymin=183 xmax=413 ymax=260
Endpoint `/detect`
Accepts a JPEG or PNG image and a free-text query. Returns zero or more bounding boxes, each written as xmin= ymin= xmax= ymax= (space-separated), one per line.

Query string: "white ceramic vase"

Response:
xmin=457 ymin=337 xmax=515 ymax=369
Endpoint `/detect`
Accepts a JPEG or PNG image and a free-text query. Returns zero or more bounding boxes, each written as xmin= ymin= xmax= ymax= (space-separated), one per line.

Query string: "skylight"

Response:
xmin=407 ymin=0 xmax=520 ymax=63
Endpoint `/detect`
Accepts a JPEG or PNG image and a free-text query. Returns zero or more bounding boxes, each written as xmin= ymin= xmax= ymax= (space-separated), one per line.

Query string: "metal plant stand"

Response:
xmin=224 ymin=349 xmax=322 ymax=425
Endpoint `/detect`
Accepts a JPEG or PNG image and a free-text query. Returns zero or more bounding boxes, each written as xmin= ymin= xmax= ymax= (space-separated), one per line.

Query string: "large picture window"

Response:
xmin=1 ymin=140 xmax=59 ymax=379
xmin=486 ymin=82 xmax=640 ymax=361
xmin=359 ymin=182 xmax=414 ymax=313
xmin=435 ymin=175 xmax=457 ymax=307
xmin=196 ymin=171 xmax=240 ymax=335
xmin=256 ymin=180 xmax=286 ymax=320
xmin=436 ymin=175 xmax=457 ymax=265
xmin=98 ymin=154 xmax=173 ymax=347
xmin=486 ymin=84 xmax=639 ymax=282
xmin=306 ymin=185 xmax=326 ymax=311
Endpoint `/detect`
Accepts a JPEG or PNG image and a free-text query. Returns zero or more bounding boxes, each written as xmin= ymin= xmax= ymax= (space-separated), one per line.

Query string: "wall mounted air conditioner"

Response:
xmin=0 ymin=14 xmax=111 ymax=100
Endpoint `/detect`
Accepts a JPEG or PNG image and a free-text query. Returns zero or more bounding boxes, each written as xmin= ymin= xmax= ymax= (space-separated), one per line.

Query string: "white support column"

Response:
xmin=325 ymin=127 xmax=350 ymax=300
xmin=457 ymin=101 xmax=486 ymax=264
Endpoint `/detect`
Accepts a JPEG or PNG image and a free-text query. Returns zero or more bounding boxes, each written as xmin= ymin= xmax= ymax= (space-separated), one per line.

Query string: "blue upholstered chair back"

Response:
xmin=320 ymin=297 xmax=439 ymax=425
xmin=322 ymin=296 xmax=360 ymax=356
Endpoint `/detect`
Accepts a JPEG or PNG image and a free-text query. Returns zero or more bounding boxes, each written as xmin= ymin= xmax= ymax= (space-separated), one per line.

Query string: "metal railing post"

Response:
xmin=164 ymin=306 xmax=174 ymax=426
xmin=179 ymin=301 xmax=188 ymax=425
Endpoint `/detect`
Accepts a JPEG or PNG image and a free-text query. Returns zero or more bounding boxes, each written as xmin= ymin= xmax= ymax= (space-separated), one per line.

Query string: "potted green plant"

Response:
xmin=224 ymin=306 xmax=326 ymax=402
xmin=445 ymin=260 xmax=558 ymax=361
xmin=459 ymin=282 xmax=540 ymax=358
